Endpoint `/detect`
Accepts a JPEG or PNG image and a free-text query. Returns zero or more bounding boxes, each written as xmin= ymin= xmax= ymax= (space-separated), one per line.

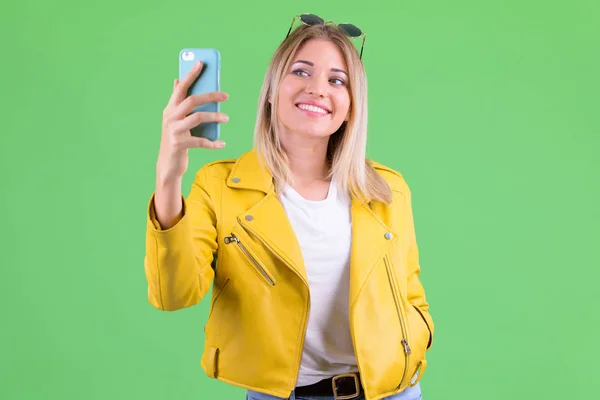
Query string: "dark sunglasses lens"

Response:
xmin=300 ymin=14 xmax=324 ymax=26
xmin=339 ymin=23 xmax=362 ymax=37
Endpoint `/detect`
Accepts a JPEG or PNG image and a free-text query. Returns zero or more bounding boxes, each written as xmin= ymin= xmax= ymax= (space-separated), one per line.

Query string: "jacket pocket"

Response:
xmin=224 ymin=233 xmax=276 ymax=286
xmin=384 ymin=255 xmax=412 ymax=390
xmin=205 ymin=278 xmax=231 ymax=333
xmin=208 ymin=278 xmax=231 ymax=320
xmin=412 ymin=304 xmax=433 ymax=350
xmin=404 ymin=303 xmax=430 ymax=378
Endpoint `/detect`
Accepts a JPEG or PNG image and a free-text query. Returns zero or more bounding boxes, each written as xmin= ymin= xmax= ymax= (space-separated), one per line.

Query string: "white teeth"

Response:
xmin=297 ymin=103 xmax=328 ymax=114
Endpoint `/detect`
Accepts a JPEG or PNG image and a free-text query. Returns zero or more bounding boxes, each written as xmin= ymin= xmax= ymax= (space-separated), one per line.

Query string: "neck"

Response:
xmin=278 ymin=132 xmax=330 ymax=185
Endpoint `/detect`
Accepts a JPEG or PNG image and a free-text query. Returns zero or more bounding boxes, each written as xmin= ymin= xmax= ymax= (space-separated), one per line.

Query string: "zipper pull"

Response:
xmin=402 ymin=339 xmax=412 ymax=356
xmin=224 ymin=234 xmax=239 ymax=244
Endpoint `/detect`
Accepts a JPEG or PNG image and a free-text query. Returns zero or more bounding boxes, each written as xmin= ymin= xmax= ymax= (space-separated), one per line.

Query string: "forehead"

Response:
xmin=293 ymin=39 xmax=347 ymax=68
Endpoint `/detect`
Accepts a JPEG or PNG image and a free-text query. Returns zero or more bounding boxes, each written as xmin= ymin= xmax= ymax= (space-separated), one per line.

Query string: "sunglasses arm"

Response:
xmin=286 ymin=15 xmax=298 ymax=39
xmin=360 ymin=34 xmax=366 ymax=59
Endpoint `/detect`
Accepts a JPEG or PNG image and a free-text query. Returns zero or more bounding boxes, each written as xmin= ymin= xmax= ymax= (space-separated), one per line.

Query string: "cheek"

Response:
xmin=277 ymin=79 xmax=296 ymax=105
xmin=335 ymin=94 xmax=351 ymax=118
xmin=277 ymin=90 xmax=296 ymax=118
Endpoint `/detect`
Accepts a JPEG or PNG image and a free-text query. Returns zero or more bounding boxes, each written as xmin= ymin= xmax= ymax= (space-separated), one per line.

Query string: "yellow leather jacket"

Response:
xmin=144 ymin=150 xmax=434 ymax=400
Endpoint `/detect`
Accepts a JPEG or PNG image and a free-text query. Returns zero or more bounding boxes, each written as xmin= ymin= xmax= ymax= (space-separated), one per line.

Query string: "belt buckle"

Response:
xmin=332 ymin=373 xmax=360 ymax=400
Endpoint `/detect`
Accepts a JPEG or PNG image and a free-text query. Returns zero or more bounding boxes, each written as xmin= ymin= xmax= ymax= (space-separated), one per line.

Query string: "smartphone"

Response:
xmin=178 ymin=48 xmax=221 ymax=141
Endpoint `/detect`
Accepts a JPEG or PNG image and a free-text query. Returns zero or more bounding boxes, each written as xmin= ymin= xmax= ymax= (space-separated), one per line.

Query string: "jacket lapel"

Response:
xmin=227 ymin=150 xmax=308 ymax=283
xmin=237 ymin=192 xmax=308 ymax=283
xmin=348 ymin=198 xmax=397 ymax=305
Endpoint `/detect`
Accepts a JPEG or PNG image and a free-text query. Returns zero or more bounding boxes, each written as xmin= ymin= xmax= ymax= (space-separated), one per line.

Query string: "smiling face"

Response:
xmin=275 ymin=39 xmax=351 ymax=141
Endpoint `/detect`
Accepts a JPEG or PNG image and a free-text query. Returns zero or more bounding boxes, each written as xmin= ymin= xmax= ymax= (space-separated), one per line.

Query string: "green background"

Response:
xmin=1 ymin=0 xmax=598 ymax=399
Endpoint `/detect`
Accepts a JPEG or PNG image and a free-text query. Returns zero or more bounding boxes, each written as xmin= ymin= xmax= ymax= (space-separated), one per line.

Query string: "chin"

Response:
xmin=292 ymin=125 xmax=337 ymax=139
xmin=282 ymin=119 xmax=342 ymax=139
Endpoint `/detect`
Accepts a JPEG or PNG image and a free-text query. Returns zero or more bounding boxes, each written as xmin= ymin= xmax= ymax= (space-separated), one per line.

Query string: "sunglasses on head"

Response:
xmin=285 ymin=13 xmax=366 ymax=59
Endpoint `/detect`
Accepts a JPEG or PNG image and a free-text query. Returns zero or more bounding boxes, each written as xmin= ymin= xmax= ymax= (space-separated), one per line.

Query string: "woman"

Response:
xmin=145 ymin=14 xmax=434 ymax=400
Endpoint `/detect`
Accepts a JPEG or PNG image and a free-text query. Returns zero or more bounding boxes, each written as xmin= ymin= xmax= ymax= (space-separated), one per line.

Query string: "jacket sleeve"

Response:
xmin=144 ymin=166 xmax=217 ymax=311
xmin=402 ymin=184 xmax=435 ymax=350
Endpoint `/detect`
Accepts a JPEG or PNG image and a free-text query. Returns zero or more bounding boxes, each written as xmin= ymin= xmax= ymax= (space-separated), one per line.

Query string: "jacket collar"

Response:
xmin=226 ymin=149 xmax=371 ymax=205
xmin=227 ymin=149 xmax=398 ymax=304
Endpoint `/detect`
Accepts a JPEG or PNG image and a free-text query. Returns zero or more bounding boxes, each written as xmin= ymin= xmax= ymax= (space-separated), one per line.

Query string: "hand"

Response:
xmin=157 ymin=61 xmax=229 ymax=182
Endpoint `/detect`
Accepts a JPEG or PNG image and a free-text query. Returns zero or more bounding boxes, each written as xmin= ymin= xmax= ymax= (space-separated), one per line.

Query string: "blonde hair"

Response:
xmin=253 ymin=23 xmax=392 ymax=204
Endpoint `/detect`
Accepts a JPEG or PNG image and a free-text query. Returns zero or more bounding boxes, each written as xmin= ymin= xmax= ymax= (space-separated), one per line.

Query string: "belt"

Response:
xmin=294 ymin=373 xmax=362 ymax=399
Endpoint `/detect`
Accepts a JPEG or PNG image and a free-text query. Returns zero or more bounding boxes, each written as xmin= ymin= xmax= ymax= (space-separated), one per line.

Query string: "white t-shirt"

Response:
xmin=279 ymin=179 xmax=358 ymax=387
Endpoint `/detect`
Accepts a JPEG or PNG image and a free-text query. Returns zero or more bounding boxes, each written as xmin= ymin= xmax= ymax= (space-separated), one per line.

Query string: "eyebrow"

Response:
xmin=293 ymin=60 xmax=348 ymax=76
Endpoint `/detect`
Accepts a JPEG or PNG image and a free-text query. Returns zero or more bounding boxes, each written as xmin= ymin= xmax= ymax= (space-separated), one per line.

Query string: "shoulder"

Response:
xmin=369 ymin=159 xmax=410 ymax=194
xmin=193 ymin=149 xmax=270 ymax=190
xmin=195 ymin=148 xmax=262 ymax=178
xmin=198 ymin=157 xmax=238 ymax=179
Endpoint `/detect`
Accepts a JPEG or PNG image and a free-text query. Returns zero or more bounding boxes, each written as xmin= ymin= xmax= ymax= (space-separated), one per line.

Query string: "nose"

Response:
xmin=305 ymin=73 xmax=328 ymax=97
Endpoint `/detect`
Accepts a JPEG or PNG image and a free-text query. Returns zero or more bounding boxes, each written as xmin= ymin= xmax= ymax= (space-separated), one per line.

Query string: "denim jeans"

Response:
xmin=246 ymin=382 xmax=422 ymax=400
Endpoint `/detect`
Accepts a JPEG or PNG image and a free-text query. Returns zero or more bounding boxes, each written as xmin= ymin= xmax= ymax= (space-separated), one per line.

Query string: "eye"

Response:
xmin=330 ymin=77 xmax=346 ymax=86
xmin=292 ymin=69 xmax=309 ymax=77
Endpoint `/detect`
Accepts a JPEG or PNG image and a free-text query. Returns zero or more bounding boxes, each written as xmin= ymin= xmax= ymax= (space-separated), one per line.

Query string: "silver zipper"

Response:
xmin=224 ymin=233 xmax=275 ymax=286
xmin=384 ymin=255 xmax=411 ymax=389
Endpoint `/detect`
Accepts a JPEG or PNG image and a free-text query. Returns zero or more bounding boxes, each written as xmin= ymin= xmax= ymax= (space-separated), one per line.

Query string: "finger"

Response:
xmin=170 ymin=111 xmax=229 ymax=134
xmin=172 ymin=91 xmax=229 ymax=120
xmin=168 ymin=61 xmax=204 ymax=107
xmin=164 ymin=79 xmax=180 ymax=113
xmin=181 ymin=136 xmax=226 ymax=149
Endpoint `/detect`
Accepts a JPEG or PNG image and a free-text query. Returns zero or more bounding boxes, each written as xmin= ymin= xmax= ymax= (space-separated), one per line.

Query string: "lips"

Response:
xmin=295 ymin=101 xmax=331 ymax=114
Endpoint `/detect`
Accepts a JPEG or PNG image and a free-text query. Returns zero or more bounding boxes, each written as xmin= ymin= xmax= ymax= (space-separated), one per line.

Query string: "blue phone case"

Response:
xmin=178 ymin=48 xmax=221 ymax=141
